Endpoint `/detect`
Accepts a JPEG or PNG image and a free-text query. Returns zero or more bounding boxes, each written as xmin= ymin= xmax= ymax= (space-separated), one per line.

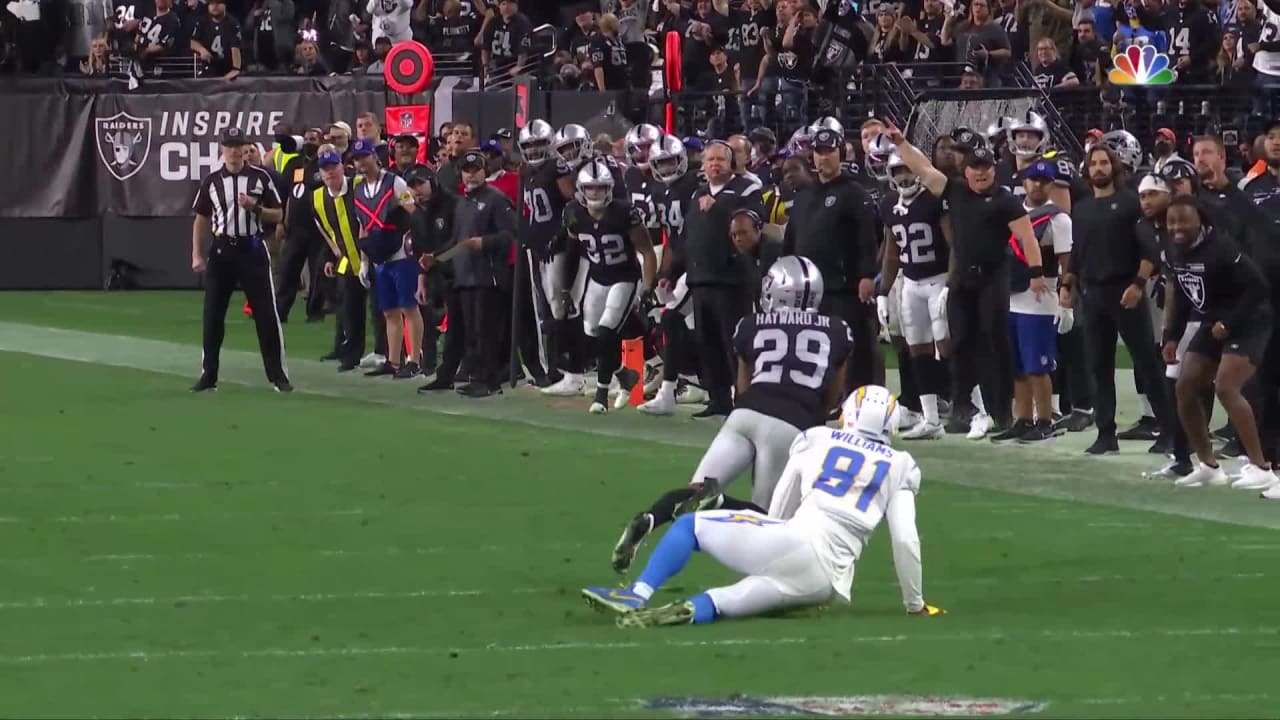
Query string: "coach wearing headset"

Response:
xmin=782 ymin=127 xmax=880 ymax=390
xmin=680 ymin=140 xmax=766 ymax=419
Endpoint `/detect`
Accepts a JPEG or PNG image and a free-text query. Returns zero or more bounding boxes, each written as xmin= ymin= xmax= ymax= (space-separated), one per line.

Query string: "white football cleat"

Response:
xmin=1174 ymin=462 xmax=1229 ymax=488
xmin=1262 ymin=483 xmax=1280 ymax=500
xmin=541 ymin=373 xmax=585 ymax=397
xmin=1231 ymin=464 xmax=1279 ymax=491
xmin=359 ymin=352 xmax=386 ymax=369
xmin=676 ymin=384 xmax=708 ymax=405
xmin=613 ymin=387 xmax=633 ymax=410
xmin=901 ymin=420 xmax=945 ymax=440
xmin=966 ymin=413 xmax=993 ymax=440
xmin=896 ymin=408 xmax=922 ymax=431
xmin=588 ymin=401 xmax=608 ymax=414
xmin=639 ymin=392 xmax=676 ymax=416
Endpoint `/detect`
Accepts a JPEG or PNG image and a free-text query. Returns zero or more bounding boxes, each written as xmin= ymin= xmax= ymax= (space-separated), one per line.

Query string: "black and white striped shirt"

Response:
xmin=192 ymin=165 xmax=282 ymax=238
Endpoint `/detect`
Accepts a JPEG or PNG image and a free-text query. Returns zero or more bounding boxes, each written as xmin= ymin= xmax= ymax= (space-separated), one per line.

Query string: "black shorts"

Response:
xmin=1186 ymin=320 xmax=1272 ymax=368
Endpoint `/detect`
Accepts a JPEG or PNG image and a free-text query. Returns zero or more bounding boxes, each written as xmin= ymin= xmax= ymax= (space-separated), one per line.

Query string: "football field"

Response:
xmin=0 ymin=292 xmax=1278 ymax=719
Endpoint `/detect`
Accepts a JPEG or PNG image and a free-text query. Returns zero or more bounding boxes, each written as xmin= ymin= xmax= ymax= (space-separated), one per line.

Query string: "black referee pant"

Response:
xmin=202 ymin=236 xmax=288 ymax=384
xmin=822 ymin=293 xmax=881 ymax=393
xmin=691 ymin=283 xmax=752 ymax=413
xmin=947 ymin=274 xmax=1014 ymax=426
xmin=1079 ymin=281 xmax=1171 ymax=440
xmin=504 ymin=249 xmax=548 ymax=384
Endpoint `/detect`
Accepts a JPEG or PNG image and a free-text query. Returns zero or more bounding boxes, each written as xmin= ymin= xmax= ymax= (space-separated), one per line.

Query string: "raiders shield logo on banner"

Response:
xmin=95 ymin=112 xmax=152 ymax=181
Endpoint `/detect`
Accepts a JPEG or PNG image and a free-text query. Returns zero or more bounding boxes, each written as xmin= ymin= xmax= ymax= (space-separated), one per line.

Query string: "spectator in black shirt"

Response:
xmin=944 ymin=0 xmax=1012 ymax=87
xmin=1030 ymin=36 xmax=1078 ymax=87
xmin=731 ymin=0 xmax=770 ymax=86
xmin=481 ymin=0 xmax=531 ymax=77
xmin=136 ymin=0 xmax=183 ymax=68
xmin=1216 ymin=24 xmax=1253 ymax=88
xmin=589 ymin=13 xmax=629 ymax=91
xmin=775 ymin=2 xmax=817 ymax=123
xmin=869 ymin=5 xmax=904 ymax=62
xmin=699 ymin=43 xmax=742 ymax=136
xmin=1170 ymin=0 xmax=1217 ymax=83
xmin=191 ymin=0 xmax=241 ymax=78
xmin=898 ymin=0 xmax=949 ymax=61
xmin=423 ymin=0 xmax=480 ymax=54
xmin=560 ymin=5 xmax=595 ymax=63
xmin=1068 ymin=17 xmax=1104 ymax=84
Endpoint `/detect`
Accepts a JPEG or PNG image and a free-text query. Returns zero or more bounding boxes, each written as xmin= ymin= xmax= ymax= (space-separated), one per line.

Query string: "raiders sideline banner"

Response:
xmin=0 ymin=76 xmax=385 ymax=219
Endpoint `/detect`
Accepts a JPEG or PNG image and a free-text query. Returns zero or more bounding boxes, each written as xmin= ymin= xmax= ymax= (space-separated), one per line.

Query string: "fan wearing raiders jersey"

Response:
xmin=564 ymin=158 xmax=657 ymax=415
xmin=995 ymin=111 xmax=1086 ymax=211
xmin=190 ymin=0 xmax=241 ymax=78
xmin=608 ymin=256 xmax=853 ymax=575
xmin=1161 ymin=197 xmax=1278 ymax=493
xmin=876 ymin=152 xmax=951 ymax=440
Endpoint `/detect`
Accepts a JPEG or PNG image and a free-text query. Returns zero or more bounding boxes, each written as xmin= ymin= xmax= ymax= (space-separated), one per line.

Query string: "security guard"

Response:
xmin=275 ymin=130 xmax=331 ymax=324
xmin=311 ymin=146 xmax=368 ymax=372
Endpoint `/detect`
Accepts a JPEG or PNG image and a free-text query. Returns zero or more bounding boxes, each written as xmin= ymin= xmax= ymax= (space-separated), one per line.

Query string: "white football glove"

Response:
xmin=937 ymin=286 xmax=949 ymax=324
xmin=875 ymin=295 xmax=890 ymax=329
xmin=358 ymin=262 xmax=372 ymax=290
xmin=1056 ymin=304 xmax=1074 ymax=335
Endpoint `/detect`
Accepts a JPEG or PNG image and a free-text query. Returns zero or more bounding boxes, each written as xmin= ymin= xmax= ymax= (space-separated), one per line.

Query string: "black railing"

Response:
xmin=1044 ymin=84 xmax=1261 ymax=146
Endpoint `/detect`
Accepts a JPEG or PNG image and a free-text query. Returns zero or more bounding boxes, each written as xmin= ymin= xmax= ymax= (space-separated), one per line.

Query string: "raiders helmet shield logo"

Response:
xmin=95 ymin=112 xmax=152 ymax=181
xmin=1177 ymin=271 xmax=1206 ymax=310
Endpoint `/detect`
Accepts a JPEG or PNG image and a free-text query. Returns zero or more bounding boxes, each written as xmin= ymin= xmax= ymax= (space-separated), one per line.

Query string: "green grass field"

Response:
xmin=0 ymin=291 xmax=1277 ymax=719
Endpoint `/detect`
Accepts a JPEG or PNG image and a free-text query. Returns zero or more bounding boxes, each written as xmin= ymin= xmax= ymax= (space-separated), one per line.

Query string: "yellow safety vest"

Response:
xmin=761 ymin=186 xmax=788 ymax=226
xmin=312 ymin=176 xmax=364 ymax=276
xmin=273 ymin=149 xmax=299 ymax=175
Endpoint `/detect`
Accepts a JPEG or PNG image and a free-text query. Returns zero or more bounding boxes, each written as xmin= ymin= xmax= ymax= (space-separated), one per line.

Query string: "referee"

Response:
xmin=191 ymin=129 xmax=292 ymax=393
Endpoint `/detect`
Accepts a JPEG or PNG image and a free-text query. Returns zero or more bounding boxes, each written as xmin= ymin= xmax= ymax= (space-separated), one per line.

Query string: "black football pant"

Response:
xmin=201 ymin=237 xmax=288 ymax=384
xmin=458 ymin=286 xmax=507 ymax=389
xmin=946 ymin=278 xmax=1013 ymax=425
xmin=1080 ymin=281 xmax=1172 ymax=439
xmin=505 ymin=250 xmax=548 ymax=383
xmin=1261 ymin=315 xmax=1280 ymax=464
xmin=822 ymin=293 xmax=882 ymax=393
xmin=1052 ymin=323 xmax=1094 ymax=413
xmin=275 ymin=231 xmax=329 ymax=322
xmin=332 ymin=272 xmax=366 ymax=366
xmin=691 ymin=284 xmax=752 ymax=412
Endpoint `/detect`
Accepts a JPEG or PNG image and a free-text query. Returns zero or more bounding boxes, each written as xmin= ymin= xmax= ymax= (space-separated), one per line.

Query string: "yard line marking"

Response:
xmin=23 ymin=509 xmax=369 ymax=524
xmin=1078 ymin=692 xmax=1277 ymax=705
xmin=1231 ymin=544 xmax=1280 ymax=551
xmin=3 ymin=627 xmax=1278 ymax=665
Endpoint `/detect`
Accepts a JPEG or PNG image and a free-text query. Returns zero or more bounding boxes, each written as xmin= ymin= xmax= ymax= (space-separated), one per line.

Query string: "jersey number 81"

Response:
xmin=813 ymin=447 xmax=891 ymax=512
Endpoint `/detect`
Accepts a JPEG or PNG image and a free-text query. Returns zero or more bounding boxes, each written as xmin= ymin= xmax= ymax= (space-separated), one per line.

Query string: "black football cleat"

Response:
xmin=611 ymin=513 xmax=655 ymax=574
xmin=1148 ymin=435 xmax=1173 ymax=456
xmin=337 ymin=362 xmax=359 ymax=372
xmin=1053 ymin=409 xmax=1096 ymax=433
xmin=1016 ymin=421 xmax=1059 ymax=445
xmin=273 ymin=380 xmax=294 ymax=393
xmin=191 ymin=375 xmax=218 ymax=393
xmin=1085 ymin=435 xmax=1120 ymax=456
xmin=692 ymin=407 xmax=729 ymax=420
xmin=615 ymin=366 xmax=640 ymax=393
xmin=1116 ymin=416 xmax=1159 ymax=442
xmin=364 ymin=362 xmax=396 ymax=377
xmin=990 ymin=419 xmax=1034 ymax=445
xmin=1212 ymin=424 xmax=1236 ymax=443
xmin=418 ymin=377 xmax=454 ymax=393
xmin=457 ymin=382 xmax=497 ymax=398
xmin=1216 ymin=438 xmax=1247 ymax=461
xmin=394 ymin=362 xmax=421 ymax=379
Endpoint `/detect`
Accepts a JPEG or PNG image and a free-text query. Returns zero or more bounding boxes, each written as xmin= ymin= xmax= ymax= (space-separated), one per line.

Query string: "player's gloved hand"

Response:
xmin=875 ymin=295 xmax=890 ymax=329
xmin=909 ymin=603 xmax=947 ymax=616
xmin=358 ymin=263 xmax=372 ymax=290
xmin=1055 ymin=304 xmax=1074 ymax=335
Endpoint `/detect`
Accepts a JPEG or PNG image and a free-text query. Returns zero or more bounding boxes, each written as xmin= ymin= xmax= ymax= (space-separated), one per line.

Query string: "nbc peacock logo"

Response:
xmin=1108 ymin=44 xmax=1176 ymax=85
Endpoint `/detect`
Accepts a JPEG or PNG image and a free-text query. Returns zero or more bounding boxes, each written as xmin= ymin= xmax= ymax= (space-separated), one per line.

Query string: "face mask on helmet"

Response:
xmin=520 ymin=139 xmax=551 ymax=165
xmin=556 ymin=139 xmax=585 ymax=164
xmin=891 ymin=166 xmax=922 ymax=197
xmin=580 ymin=183 xmax=612 ymax=209
xmin=1010 ymin=129 xmax=1045 ymax=158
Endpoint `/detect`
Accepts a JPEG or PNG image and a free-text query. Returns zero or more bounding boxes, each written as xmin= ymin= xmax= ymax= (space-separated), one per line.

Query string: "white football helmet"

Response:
xmin=760 ymin=256 xmax=824 ymax=313
xmin=985 ymin=115 xmax=1014 ymax=146
xmin=1007 ymin=110 xmax=1048 ymax=159
xmin=1101 ymin=129 xmax=1143 ymax=170
xmin=575 ymin=158 xmax=614 ymax=210
xmin=887 ymin=152 xmax=922 ymax=198
xmin=517 ymin=119 xmax=555 ymax=166
xmin=842 ymin=385 xmax=901 ymax=444
xmin=624 ymin=123 xmax=663 ymax=169
xmin=648 ymin=134 xmax=688 ymax=185
xmin=810 ymin=116 xmax=845 ymax=141
xmin=866 ymin=132 xmax=896 ymax=182
xmin=787 ymin=125 xmax=815 ymax=156
xmin=554 ymin=123 xmax=592 ymax=165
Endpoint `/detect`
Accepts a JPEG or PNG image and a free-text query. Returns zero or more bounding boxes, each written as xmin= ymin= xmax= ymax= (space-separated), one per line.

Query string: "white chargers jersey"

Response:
xmin=768 ymin=426 xmax=924 ymax=610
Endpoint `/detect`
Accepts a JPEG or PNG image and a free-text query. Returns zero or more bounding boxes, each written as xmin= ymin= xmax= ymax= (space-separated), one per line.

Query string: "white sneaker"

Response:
xmin=896 ymin=408 xmax=922 ymax=431
xmin=639 ymin=393 xmax=676 ymax=416
xmin=901 ymin=420 xmax=945 ymax=440
xmin=588 ymin=401 xmax=608 ymax=414
xmin=676 ymin=384 xmax=708 ymax=405
xmin=1262 ymin=483 xmax=1280 ymax=500
xmin=359 ymin=352 xmax=385 ymax=369
xmin=966 ymin=413 xmax=993 ymax=440
xmin=1174 ymin=462 xmax=1229 ymax=488
xmin=1231 ymin=464 xmax=1280 ymax=491
xmin=613 ymin=385 xmax=633 ymax=410
xmin=540 ymin=373 xmax=585 ymax=397
xmin=643 ymin=362 xmax=664 ymax=395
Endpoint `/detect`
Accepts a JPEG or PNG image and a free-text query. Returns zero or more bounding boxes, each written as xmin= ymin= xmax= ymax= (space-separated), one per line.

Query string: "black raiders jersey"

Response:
xmin=653 ymin=170 xmax=702 ymax=272
xmin=563 ymin=199 xmax=644 ymax=284
xmin=878 ymin=190 xmax=949 ymax=281
xmin=996 ymin=150 xmax=1087 ymax=204
xmin=624 ymin=165 xmax=660 ymax=238
xmin=522 ymin=159 xmax=572 ymax=256
xmin=733 ymin=310 xmax=855 ymax=430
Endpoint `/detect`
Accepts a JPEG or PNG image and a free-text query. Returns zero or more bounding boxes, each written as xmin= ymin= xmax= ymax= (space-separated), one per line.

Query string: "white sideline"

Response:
xmin=2 ymin=627 xmax=1276 ymax=665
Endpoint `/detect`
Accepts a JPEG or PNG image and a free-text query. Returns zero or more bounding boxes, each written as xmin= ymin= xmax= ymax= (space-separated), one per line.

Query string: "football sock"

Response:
xmin=660 ymin=310 xmax=685 ymax=382
xmin=689 ymin=592 xmax=718 ymax=624
xmin=927 ymin=356 xmax=951 ymax=405
xmin=646 ymin=487 xmax=698 ymax=527
xmin=658 ymin=379 xmax=678 ymax=401
xmin=896 ymin=347 xmax=920 ymax=412
xmin=919 ymin=393 xmax=940 ymax=426
xmin=634 ymin=513 xmax=699 ymax=594
xmin=596 ymin=329 xmax=621 ymax=388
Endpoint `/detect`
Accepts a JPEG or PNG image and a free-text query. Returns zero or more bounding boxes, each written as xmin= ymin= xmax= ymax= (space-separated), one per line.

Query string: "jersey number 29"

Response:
xmin=813 ymin=447 xmax=890 ymax=512
xmin=752 ymin=328 xmax=830 ymax=389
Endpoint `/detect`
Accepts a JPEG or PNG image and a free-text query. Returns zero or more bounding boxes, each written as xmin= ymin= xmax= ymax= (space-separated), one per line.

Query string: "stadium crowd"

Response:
xmin=3 ymin=0 xmax=1277 ymax=495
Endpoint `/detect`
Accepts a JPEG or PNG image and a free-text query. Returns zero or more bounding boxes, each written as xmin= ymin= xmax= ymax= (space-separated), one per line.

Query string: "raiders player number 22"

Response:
xmin=565 ymin=158 xmax=657 ymax=415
